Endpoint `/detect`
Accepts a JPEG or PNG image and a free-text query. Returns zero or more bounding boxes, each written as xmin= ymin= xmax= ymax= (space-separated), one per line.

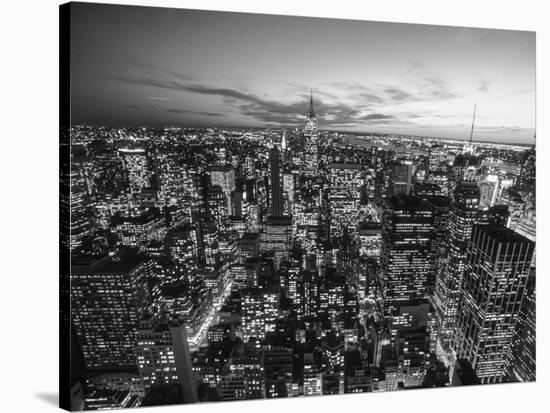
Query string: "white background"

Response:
xmin=0 ymin=0 xmax=547 ymax=412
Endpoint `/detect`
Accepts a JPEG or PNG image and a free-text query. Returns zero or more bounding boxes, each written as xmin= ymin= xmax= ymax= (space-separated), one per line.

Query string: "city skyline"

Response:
xmin=61 ymin=3 xmax=536 ymax=411
xmin=70 ymin=4 xmax=535 ymax=144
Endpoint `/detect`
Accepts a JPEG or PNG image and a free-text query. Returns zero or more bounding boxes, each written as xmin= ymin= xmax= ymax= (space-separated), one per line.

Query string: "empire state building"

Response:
xmin=303 ymin=90 xmax=319 ymax=176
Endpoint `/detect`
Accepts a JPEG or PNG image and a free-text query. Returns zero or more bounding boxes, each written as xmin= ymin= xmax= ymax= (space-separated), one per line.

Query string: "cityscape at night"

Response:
xmin=61 ymin=3 xmax=536 ymax=411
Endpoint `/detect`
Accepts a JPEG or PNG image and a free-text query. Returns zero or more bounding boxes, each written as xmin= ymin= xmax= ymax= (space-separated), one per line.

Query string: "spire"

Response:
xmin=308 ymin=88 xmax=315 ymax=116
xmin=469 ymin=103 xmax=477 ymax=146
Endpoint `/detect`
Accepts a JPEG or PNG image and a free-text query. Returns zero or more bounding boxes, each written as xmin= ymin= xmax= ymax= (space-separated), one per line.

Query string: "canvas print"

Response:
xmin=59 ymin=2 xmax=536 ymax=411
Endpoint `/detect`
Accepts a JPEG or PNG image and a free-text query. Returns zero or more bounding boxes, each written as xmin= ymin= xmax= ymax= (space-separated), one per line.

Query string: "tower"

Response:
xmin=71 ymin=251 xmax=152 ymax=369
xmin=432 ymin=182 xmax=480 ymax=362
xmin=269 ymin=146 xmax=284 ymax=217
xmin=389 ymin=159 xmax=414 ymax=198
xmin=303 ymin=90 xmax=319 ymax=177
xmin=453 ymin=225 xmax=534 ymax=384
xmin=380 ymin=196 xmax=435 ymax=316
xmin=463 ymin=104 xmax=477 ymax=154
xmin=328 ymin=162 xmax=363 ymax=239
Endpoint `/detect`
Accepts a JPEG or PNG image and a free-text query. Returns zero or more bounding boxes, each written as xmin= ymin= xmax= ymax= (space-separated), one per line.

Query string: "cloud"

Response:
xmin=147 ymin=96 xmax=173 ymax=101
xmin=383 ymin=87 xmax=413 ymax=102
xmin=478 ymin=79 xmax=490 ymax=93
xmin=108 ymin=74 xmax=455 ymax=129
xmin=108 ymin=76 xmax=175 ymax=89
xmin=421 ymin=75 xmax=458 ymax=100
xmin=333 ymin=78 xmax=458 ymax=105
xmin=124 ymin=101 xmax=225 ymax=118
xmin=165 ymin=108 xmax=225 ymax=117
xmin=362 ymin=113 xmax=394 ymax=120
xmin=169 ymin=72 xmax=195 ymax=81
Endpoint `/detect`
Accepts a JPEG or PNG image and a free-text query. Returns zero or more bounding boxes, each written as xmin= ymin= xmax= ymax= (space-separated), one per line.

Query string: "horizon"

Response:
xmin=70 ymin=3 xmax=535 ymax=145
xmin=71 ymin=123 xmax=534 ymax=147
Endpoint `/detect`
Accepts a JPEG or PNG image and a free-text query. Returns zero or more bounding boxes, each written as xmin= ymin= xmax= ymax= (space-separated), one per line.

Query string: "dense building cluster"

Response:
xmin=65 ymin=95 xmax=536 ymax=410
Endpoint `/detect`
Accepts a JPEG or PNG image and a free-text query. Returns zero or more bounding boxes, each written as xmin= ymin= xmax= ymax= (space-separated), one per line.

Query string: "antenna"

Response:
xmin=309 ymin=88 xmax=315 ymax=115
xmin=469 ymin=103 xmax=477 ymax=146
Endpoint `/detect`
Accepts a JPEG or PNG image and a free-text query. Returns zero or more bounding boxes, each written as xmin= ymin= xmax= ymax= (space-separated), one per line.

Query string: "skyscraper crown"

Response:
xmin=308 ymin=89 xmax=316 ymax=117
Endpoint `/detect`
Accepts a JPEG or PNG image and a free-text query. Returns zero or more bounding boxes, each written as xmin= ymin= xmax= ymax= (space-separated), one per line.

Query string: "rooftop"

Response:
xmin=476 ymin=224 xmax=534 ymax=245
xmin=72 ymin=250 xmax=144 ymax=275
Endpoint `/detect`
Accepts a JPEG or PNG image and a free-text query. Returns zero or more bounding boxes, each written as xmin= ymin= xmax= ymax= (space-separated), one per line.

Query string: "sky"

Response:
xmin=70 ymin=3 xmax=536 ymax=144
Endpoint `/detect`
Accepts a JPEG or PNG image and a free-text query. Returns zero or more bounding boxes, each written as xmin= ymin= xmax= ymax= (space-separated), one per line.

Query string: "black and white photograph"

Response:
xmin=0 ymin=1 xmax=539 ymax=413
xmin=57 ymin=2 xmax=539 ymax=411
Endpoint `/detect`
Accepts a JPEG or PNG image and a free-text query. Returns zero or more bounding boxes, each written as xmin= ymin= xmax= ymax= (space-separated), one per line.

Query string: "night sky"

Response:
xmin=70 ymin=3 xmax=535 ymax=144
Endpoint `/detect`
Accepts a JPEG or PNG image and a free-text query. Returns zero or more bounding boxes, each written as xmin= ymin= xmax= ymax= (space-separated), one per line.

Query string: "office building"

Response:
xmin=453 ymin=225 xmax=535 ymax=384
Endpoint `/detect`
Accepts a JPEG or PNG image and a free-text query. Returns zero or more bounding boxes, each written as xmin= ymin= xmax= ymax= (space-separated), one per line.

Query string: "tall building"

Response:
xmin=241 ymin=288 xmax=265 ymax=342
xmin=71 ymin=251 xmax=152 ymax=369
xmin=209 ymin=165 xmax=236 ymax=212
xmin=209 ymin=165 xmax=236 ymax=197
xmin=269 ymin=146 xmax=284 ymax=217
xmin=135 ymin=318 xmax=199 ymax=403
xmin=512 ymin=269 xmax=536 ymax=382
xmin=118 ymin=148 xmax=151 ymax=196
xmin=424 ymin=196 xmax=451 ymax=274
xmin=329 ymin=163 xmax=363 ymax=239
xmin=389 ymin=159 xmax=414 ymax=198
xmin=303 ymin=352 xmax=323 ymax=396
xmin=135 ymin=320 xmax=177 ymax=390
xmin=453 ymin=225 xmax=535 ymax=384
xmin=264 ymin=348 xmax=293 ymax=398
xmin=380 ymin=196 xmax=434 ymax=316
xmin=222 ymin=349 xmax=265 ymax=400
xmin=112 ymin=208 xmax=167 ymax=251
xmin=432 ymin=182 xmax=479 ymax=358
xmin=206 ymin=186 xmax=229 ymax=227
xmin=165 ymin=224 xmax=199 ymax=267
xmin=262 ymin=216 xmax=293 ymax=265
xmin=69 ymin=167 xmax=92 ymax=251
xmin=519 ymin=141 xmax=536 ymax=199
xmin=230 ymin=190 xmax=243 ymax=217
xmin=358 ymin=222 xmax=382 ymax=260
xmin=303 ymin=91 xmax=319 ymax=177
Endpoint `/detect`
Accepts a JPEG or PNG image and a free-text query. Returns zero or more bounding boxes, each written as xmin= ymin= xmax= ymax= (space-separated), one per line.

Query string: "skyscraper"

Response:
xmin=380 ymin=196 xmax=434 ymax=316
xmin=118 ymin=148 xmax=150 ymax=197
xmin=135 ymin=318 xmax=199 ymax=403
xmin=269 ymin=146 xmax=284 ymax=217
xmin=69 ymin=168 xmax=92 ymax=251
xmin=262 ymin=215 xmax=293 ymax=266
xmin=209 ymin=165 xmax=236 ymax=197
xmin=222 ymin=349 xmax=265 ymax=400
xmin=389 ymin=159 xmax=414 ymax=198
xmin=71 ymin=251 xmax=152 ymax=369
xmin=329 ymin=163 xmax=364 ymax=239
xmin=241 ymin=288 xmax=265 ymax=342
xmin=303 ymin=91 xmax=319 ymax=177
xmin=453 ymin=225 xmax=534 ymax=384
xmin=209 ymin=165 xmax=236 ymax=213
xmin=432 ymin=182 xmax=480 ymax=360
xmin=511 ymin=269 xmax=536 ymax=382
xmin=424 ymin=196 xmax=451 ymax=275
